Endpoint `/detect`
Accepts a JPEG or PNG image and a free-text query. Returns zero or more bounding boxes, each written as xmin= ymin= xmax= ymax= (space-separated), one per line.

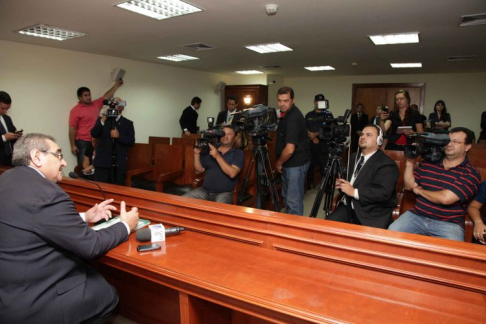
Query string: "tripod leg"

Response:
xmin=260 ymin=148 xmax=280 ymax=212
xmin=237 ymin=152 xmax=256 ymax=205
xmin=310 ymin=158 xmax=340 ymax=218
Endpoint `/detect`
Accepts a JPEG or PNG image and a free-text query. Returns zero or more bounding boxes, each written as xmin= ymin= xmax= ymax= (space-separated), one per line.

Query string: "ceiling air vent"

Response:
xmin=180 ymin=43 xmax=215 ymax=51
xmin=447 ymin=55 xmax=478 ymax=62
xmin=459 ymin=13 xmax=486 ymax=27
xmin=261 ymin=65 xmax=281 ymax=69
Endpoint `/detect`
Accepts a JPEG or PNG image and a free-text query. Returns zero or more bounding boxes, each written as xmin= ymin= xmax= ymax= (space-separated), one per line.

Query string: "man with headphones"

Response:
xmin=327 ymin=124 xmax=399 ymax=228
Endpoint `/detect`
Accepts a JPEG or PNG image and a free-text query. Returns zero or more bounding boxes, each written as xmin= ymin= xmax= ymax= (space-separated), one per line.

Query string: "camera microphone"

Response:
xmin=136 ymin=226 xmax=186 ymax=242
xmin=69 ymin=172 xmax=107 ymax=201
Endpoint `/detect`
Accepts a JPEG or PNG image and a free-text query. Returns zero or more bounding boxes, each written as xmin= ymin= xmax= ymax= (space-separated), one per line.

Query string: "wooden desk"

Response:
xmin=55 ymin=178 xmax=486 ymax=323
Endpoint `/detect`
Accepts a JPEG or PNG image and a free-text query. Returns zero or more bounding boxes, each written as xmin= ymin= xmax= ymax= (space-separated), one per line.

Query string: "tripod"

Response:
xmin=310 ymin=145 xmax=347 ymax=218
xmin=237 ymin=134 xmax=280 ymax=211
xmin=109 ymin=118 xmax=119 ymax=184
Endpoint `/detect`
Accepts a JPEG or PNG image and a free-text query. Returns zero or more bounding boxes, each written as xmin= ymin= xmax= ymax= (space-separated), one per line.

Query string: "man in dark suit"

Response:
xmin=216 ymin=96 xmax=238 ymax=126
xmin=179 ymin=96 xmax=202 ymax=136
xmin=0 ymin=133 xmax=139 ymax=323
xmin=327 ymin=124 xmax=399 ymax=229
xmin=350 ymin=103 xmax=369 ymax=152
xmin=91 ymin=98 xmax=135 ymax=186
xmin=0 ymin=91 xmax=22 ymax=166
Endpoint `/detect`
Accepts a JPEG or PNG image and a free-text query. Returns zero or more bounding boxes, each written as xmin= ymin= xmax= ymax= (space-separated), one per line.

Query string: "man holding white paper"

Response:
xmin=0 ymin=133 xmax=139 ymax=323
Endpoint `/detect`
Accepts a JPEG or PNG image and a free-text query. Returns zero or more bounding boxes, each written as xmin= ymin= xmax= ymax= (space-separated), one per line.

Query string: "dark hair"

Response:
xmin=0 ymin=91 xmax=12 ymax=105
xmin=433 ymin=100 xmax=448 ymax=122
xmin=356 ymin=103 xmax=364 ymax=107
xmin=12 ymin=133 xmax=56 ymax=167
xmin=77 ymin=87 xmax=90 ymax=98
xmin=227 ymin=95 xmax=238 ymax=104
xmin=450 ymin=127 xmax=474 ymax=145
xmin=191 ymin=97 xmax=202 ymax=105
xmin=277 ymin=86 xmax=294 ymax=99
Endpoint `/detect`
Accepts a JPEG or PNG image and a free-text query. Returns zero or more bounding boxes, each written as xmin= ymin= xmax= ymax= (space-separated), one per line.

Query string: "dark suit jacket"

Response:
xmin=179 ymin=106 xmax=198 ymax=133
xmin=340 ymin=150 xmax=399 ymax=228
xmin=91 ymin=116 xmax=135 ymax=168
xmin=216 ymin=110 xmax=237 ymax=126
xmin=0 ymin=166 xmax=128 ymax=323
xmin=350 ymin=113 xmax=369 ymax=151
xmin=0 ymin=114 xmax=17 ymax=166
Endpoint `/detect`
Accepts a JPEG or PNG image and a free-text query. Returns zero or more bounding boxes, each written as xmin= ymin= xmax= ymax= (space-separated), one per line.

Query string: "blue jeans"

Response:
xmin=388 ymin=210 xmax=464 ymax=241
xmin=75 ymin=139 xmax=92 ymax=166
xmin=281 ymin=161 xmax=310 ymax=216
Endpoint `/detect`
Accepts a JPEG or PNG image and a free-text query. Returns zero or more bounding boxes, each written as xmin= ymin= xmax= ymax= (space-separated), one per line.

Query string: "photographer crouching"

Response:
xmin=90 ymin=98 xmax=135 ymax=185
xmin=183 ymin=125 xmax=244 ymax=204
xmin=389 ymin=127 xmax=481 ymax=241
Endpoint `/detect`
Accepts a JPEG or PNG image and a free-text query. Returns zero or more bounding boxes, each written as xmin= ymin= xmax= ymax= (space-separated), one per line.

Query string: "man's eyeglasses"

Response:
xmin=41 ymin=150 xmax=63 ymax=161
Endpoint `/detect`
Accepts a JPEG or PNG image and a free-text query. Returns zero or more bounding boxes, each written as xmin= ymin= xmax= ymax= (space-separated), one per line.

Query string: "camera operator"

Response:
xmin=305 ymin=94 xmax=333 ymax=189
xmin=389 ymin=127 xmax=481 ymax=241
xmin=327 ymin=125 xmax=399 ymax=228
xmin=183 ymin=125 xmax=244 ymax=204
xmin=90 ymin=98 xmax=135 ymax=186
xmin=69 ymin=80 xmax=123 ymax=166
xmin=276 ymin=86 xmax=310 ymax=216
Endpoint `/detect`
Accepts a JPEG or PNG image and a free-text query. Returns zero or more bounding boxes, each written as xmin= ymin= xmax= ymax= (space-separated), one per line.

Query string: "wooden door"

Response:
xmin=352 ymin=83 xmax=426 ymax=118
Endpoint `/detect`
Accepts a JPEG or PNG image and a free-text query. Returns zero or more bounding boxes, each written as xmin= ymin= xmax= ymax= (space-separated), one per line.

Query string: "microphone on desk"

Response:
xmin=69 ymin=172 xmax=107 ymax=201
xmin=136 ymin=226 xmax=186 ymax=242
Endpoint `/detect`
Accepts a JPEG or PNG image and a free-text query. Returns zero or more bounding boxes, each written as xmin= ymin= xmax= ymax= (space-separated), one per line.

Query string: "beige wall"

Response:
xmin=1 ymin=38 xmax=485 ymax=170
xmin=284 ymin=73 xmax=486 ymax=138
xmin=0 ymin=40 xmax=265 ymax=168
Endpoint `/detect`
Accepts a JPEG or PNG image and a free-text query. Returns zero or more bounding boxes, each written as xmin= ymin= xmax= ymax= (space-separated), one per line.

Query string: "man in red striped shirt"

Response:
xmin=389 ymin=127 xmax=480 ymax=241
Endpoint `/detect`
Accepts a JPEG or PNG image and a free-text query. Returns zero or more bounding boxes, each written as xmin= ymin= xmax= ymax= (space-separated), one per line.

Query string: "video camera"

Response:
xmin=318 ymin=109 xmax=352 ymax=143
xmin=233 ymin=104 xmax=277 ymax=137
xmin=195 ymin=117 xmax=226 ymax=154
xmin=404 ymin=132 xmax=450 ymax=162
xmin=103 ymin=99 xmax=126 ymax=118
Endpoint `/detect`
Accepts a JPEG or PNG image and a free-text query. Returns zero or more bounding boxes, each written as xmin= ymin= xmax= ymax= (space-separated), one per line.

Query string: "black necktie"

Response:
xmin=0 ymin=120 xmax=12 ymax=155
xmin=354 ymin=156 xmax=365 ymax=175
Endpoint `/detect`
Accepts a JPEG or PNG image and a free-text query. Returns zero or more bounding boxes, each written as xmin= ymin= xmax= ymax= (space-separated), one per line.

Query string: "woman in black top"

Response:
xmin=428 ymin=100 xmax=451 ymax=131
xmin=379 ymin=89 xmax=424 ymax=151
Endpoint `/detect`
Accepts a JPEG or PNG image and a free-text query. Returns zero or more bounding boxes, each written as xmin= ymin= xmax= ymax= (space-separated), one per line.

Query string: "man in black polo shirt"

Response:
xmin=276 ymin=86 xmax=311 ymax=216
xmin=389 ymin=127 xmax=481 ymax=241
xmin=183 ymin=125 xmax=244 ymax=204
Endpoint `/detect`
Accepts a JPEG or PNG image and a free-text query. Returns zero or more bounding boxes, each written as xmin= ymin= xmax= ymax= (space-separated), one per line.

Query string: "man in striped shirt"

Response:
xmin=389 ymin=127 xmax=480 ymax=241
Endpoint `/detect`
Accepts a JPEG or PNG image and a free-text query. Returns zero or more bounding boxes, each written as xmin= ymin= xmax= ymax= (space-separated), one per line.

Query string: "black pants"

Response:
xmin=326 ymin=202 xmax=361 ymax=225
xmin=307 ymin=142 xmax=329 ymax=186
xmin=94 ymin=167 xmax=127 ymax=186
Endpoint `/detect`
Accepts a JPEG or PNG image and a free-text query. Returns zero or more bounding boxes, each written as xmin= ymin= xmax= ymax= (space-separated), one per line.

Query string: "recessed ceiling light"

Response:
xmin=390 ymin=63 xmax=422 ymax=68
xmin=304 ymin=66 xmax=335 ymax=71
xmin=369 ymin=32 xmax=419 ymax=45
xmin=235 ymin=70 xmax=264 ymax=74
xmin=157 ymin=54 xmax=199 ymax=62
xmin=245 ymin=43 xmax=293 ymax=54
xmin=116 ymin=0 xmax=202 ymax=20
xmin=16 ymin=24 xmax=87 ymax=41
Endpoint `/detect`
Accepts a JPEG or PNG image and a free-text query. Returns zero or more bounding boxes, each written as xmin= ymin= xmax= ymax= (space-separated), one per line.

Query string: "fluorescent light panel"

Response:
xmin=17 ymin=24 xmax=86 ymax=41
xmin=116 ymin=0 xmax=202 ymax=20
xmin=369 ymin=32 xmax=419 ymax=45
xmin=245 ymin=43 xmax=293 ymax=54
xmin=157 ymin=54 xmax=199 ymax=61
xmin=390 ymin=63 xmax=422 ymax=68
xmin=305 ymin=66 xmax=335 ymax=71
xmin=235 ymin=70 xmax=264 ymax=75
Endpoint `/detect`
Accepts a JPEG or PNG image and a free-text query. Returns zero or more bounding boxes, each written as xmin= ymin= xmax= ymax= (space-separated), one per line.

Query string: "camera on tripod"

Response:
xmin=195 ymin=117 xmax=226 ymax=154
xmin=404 ymin=132 xmax=450 ymax=162
xmin=318 ymin=109 xmax=352 ymax=144
xmin=103 ymin=99 xmax=126 ymax=118
xmin=233 ymin=104 xmax=277 ymax=137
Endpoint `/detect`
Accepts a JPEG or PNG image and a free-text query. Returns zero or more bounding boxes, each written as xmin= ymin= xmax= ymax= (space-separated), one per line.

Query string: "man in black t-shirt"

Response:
xmin=276 ymin=87 xmax=311 ymax=216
